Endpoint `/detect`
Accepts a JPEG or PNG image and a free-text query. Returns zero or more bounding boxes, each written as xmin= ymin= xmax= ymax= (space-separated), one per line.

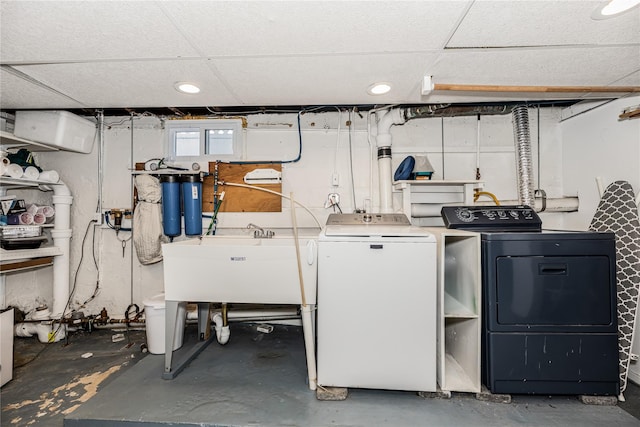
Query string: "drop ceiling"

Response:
xmin=1 ymin=0 xmax=638 ymax=113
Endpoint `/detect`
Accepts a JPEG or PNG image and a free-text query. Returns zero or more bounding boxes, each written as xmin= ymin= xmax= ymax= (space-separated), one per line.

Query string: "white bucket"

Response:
xmin=143 ymin=293 xmax=186 ymax=355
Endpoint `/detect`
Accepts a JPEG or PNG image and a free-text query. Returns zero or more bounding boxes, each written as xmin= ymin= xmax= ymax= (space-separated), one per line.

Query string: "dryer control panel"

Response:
xmin=441 ymin=205 xmax=541 ymax=231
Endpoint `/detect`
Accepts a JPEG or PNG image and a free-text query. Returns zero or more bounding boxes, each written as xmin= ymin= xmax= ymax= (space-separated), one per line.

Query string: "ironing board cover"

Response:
xmin=590 ymin=180 xmax=640 ymax=394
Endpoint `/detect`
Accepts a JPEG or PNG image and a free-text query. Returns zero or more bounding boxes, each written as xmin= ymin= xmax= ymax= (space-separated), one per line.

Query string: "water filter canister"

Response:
xmin=181 ymin=174 xmax=202 ymax=236
xmin=161 ymin=175 xmax=181 ymax=237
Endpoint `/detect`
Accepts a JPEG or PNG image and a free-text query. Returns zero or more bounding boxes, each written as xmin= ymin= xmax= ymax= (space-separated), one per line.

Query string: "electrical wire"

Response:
xmin=332 ymin=107 xmax=342 ymax=185
xmin=441 ymin=117 xmax=446 ymax=179
xmin=50 ymin=219 xmax=97 ymax=341
xmin=348 ymin=108 xmax=357 ymax=211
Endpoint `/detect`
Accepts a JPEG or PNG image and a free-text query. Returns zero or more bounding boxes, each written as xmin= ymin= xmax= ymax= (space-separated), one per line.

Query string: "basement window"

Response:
xmin=167 ymin=119 xmax=243 ymax=161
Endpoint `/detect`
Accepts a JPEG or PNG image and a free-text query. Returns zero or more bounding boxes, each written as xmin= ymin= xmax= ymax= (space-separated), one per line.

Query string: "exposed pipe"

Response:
xmin=374 ymin=105 xmax=512 ymax=213
xmin=212 ymin=312 xmax=230 ymax=345
xmin=512 ymin=106 xmax=536 ymax=207
xmin=475 ymin=196 xmax=579 ymax=212
xmin=405 ymin=105 xmax=510 ymax=118
xmin=375 ymin=109 xmax=407 ymax=213
xmin=50 ymin=181 xmax=72 ymax=327
xmin=409 ymin=196 xmax=579 ymax=217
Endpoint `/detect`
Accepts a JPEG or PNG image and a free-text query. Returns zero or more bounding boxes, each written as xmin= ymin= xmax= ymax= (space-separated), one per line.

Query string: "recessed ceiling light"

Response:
xmin=175 ymin=82 xmax=201 ymax=94
xmin=592 ymin=0 xmax=640 ymax=19
xmin=367 ymin=82 xmax=391 ymax=95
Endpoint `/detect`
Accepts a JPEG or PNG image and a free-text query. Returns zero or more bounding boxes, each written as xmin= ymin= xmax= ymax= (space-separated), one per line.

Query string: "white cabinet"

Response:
xmin=426 ymin=227 xmax=481 ymax=393
xmin=393 ymin=180 xmax=481 ymax=226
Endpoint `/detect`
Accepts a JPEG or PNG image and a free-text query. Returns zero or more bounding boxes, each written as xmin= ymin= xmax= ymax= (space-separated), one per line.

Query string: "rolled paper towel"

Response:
xmin=19 ymin=212 xmax=34 ymax=225
xmin=26 ymin=203 xmax=39 ymax=215
xmin=37 ymin=205 xmax=55 ymax=222
xmin=38 ymin=170 xmax=59 ymax=183
xmin=23 ymin=166 xmax=40 ymax=180
xmin=33 ymin=212 xmax=46 ymax=225
xmin=5 ymin=163 xmax=23 ymax=179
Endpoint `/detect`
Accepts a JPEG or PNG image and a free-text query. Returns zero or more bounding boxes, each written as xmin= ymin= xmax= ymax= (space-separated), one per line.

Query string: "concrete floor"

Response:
xmin=2 ymin=323 xmax=640 ymax=426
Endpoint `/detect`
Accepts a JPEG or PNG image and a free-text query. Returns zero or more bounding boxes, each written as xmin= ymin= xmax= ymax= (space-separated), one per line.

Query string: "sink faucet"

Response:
xmin=247 ymin=223 xmax=274 ymax=238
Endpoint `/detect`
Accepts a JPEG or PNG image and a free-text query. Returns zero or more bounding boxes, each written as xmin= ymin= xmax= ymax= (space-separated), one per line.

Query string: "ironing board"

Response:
xmin=589 ymin=180 xmax=640 ymax=396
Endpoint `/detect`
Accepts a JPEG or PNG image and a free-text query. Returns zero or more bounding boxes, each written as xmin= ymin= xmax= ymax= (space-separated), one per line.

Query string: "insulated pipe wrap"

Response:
xmin=512 ymin=106 xmax=535 ymax=208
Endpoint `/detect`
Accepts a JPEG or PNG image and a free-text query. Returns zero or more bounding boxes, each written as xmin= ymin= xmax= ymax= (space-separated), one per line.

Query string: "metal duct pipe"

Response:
xmin=512 ymin=106 xmax=535 ymax=207
xmin=405 ymin=105 xmax=510 ymax=119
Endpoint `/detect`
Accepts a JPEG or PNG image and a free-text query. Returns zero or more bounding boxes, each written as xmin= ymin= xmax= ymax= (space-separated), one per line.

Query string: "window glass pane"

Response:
xmin=175 ymin=131 xmax=200 ymax=156
xmin=206 ymin=129 xmax=234 ymax=155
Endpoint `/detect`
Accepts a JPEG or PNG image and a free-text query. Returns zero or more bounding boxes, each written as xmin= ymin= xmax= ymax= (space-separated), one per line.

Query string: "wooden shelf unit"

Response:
xmin=426 ymin=227 xmax=482 ymax=393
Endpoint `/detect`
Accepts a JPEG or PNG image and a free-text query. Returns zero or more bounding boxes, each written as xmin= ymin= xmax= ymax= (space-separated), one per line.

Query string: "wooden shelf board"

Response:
xmin=444 ymin=292 xmax=477 ymax=317
xmin=442 ymin=353 xmax=479 ymax=393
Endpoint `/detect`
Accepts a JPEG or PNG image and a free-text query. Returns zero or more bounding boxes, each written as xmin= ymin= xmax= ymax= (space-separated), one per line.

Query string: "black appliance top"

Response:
xmin=441 ymin=205 xmax=541 ymax=232
xmin=480 ymin=230 xmax=615 ymax=241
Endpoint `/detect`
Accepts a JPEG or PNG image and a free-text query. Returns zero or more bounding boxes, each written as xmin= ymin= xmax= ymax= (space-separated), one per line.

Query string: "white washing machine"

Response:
xmin=317 ymin=213 xmax=438 ymax=391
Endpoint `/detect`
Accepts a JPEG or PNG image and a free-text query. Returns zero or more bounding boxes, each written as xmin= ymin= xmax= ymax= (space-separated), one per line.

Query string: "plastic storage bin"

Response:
xmin=14 ymin=110 xmax=97 ymax=153
xmin=1 ymin=308 xmax=14 ymax=387
xmin=143 ymin=294 xmax=186 ymax=355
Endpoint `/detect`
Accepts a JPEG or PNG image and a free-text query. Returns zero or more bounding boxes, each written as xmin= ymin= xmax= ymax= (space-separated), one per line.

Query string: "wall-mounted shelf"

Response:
xmin=131 ymin=169 xmax=200 ymax=175
xmin=0 ymin=130 xmax=59 ymax=152
xmin=0 ymin=176 xmax=62 ymax=190
xmin=1 ymin=174 xmax=64 ymax=274
xmin=426 ymin=227 xmax=481 ymax=394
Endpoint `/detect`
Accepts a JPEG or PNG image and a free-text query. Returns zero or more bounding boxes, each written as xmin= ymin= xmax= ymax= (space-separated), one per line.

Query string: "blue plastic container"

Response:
xmin=160 ymin=175 xmax=181 ymax=237
xmin=182 ymin=174 xmax=203 ymax=236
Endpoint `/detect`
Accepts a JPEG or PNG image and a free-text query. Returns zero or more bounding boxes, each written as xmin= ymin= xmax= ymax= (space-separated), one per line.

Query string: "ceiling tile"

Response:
xmin=212 ymin=52 xmax=440 ymax=105
xmin=0 ymin=68 xmax=87 ymax=109
xmin=0 ymin=1 xmax=199 ymax=63
xmin=448 ymin=0 xmax=640 ymax=48
xmin=161 ymin=1 xmax=470 ymax=56
xmin=12 ymin=60 xmax=240 ymax=108
xmin=421 ymin=46 xmax=640 ymax=103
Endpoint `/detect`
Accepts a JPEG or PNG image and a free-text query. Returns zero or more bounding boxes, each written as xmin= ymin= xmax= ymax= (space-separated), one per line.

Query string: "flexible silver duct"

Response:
xmin=512 ymin=106 xmax=535 ymax=207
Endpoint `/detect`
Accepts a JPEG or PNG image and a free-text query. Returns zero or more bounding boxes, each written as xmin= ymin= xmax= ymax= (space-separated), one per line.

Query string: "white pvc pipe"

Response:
xmin=212 ymin=312 xmax=230 ymax=345
xmin=475 ymin=196 xmax=579 ymax=212
xmin=51 ymin=182 xmax=72 ymax=319
xmin=301 ymin=304 xmax=317 ymax=391
xmin=376 ymin=109 xmax=406 ymax=213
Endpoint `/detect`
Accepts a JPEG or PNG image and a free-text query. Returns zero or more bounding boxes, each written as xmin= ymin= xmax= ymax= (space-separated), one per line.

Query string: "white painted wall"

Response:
xmin=5 ymin=106 xmax=566 ymax=318
xmin=561 ymin=96 xmax=640 ymax=229
xmin=560 ymin=96 xmax=640 ymax=385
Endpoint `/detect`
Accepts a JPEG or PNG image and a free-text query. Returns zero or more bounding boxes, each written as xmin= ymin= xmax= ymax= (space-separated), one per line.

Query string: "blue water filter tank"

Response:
xmin=161 ymin=175 xmax=181 ymax=237
xmin=182 ymin=174 xmax=203 ymax=236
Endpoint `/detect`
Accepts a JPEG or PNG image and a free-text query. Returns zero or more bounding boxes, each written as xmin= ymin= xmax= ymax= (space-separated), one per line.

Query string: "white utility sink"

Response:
xmin=162 ymin=234 xmax=318 ymax=304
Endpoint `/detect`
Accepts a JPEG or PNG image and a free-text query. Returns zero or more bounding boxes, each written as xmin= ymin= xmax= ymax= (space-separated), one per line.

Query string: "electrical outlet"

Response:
xmin=93 ymin=212 xmax=103 ymax=225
